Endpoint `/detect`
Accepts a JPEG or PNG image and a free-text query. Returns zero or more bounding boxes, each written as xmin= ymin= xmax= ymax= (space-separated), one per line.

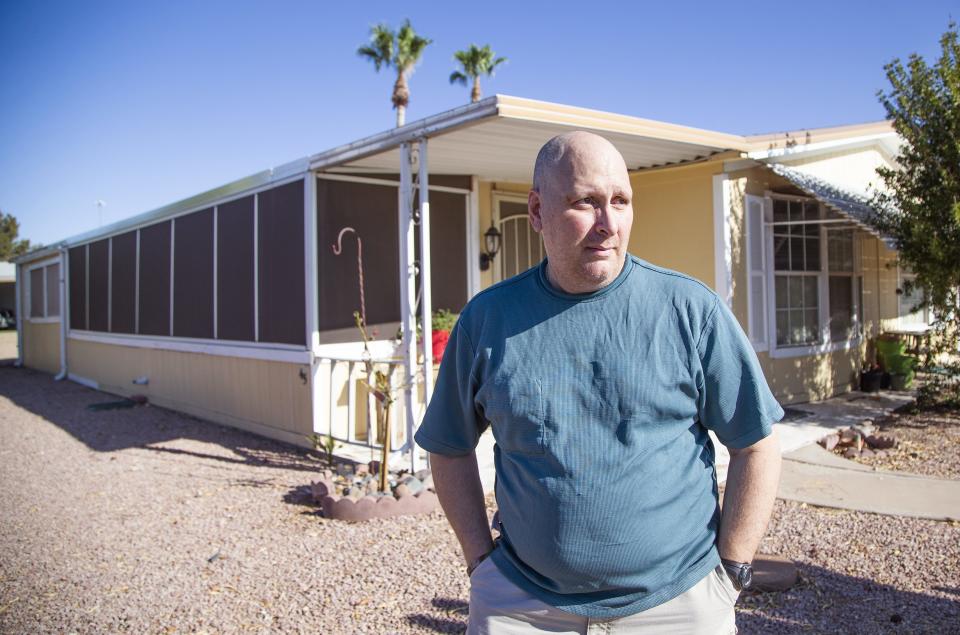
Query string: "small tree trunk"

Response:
xmin=396 ymin=106 xmax=405 ymax=127
xmin=471 ymin=77 xmax=481 ymax=103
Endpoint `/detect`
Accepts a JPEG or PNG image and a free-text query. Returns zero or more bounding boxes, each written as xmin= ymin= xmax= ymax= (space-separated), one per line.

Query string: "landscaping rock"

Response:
xmin=843 ymin=447 xmax=860 ymax=459
xmin=400 ymin=475 xmax=424 ymax=496
xmin=751 ymin=554 xmax=798 ymax=592
xmin=819 ymin=434 xmax=840 ymax=451
xmin=867 ymin=434 xmax=897 ymax=449
xmin=394 ymin=483 xmax=411 ymax=498
xmin=860 ymin=448 xmax=875 ymax=458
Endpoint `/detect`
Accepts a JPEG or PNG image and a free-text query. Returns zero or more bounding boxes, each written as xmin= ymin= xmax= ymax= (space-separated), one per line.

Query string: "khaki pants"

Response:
xmin=468 ymin=560 xmax=739 ymax=635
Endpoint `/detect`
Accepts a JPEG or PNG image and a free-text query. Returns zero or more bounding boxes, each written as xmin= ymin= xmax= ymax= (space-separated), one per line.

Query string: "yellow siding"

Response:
xmin=629 ymin=162 xmax=720 ymax=286
xmin=22 ymin=321 xmax=60 ymax=374
xmin=756 ymin=347 xmax=863 ymax=405
xmin=67 ymin=339 xmax=313 ymax=447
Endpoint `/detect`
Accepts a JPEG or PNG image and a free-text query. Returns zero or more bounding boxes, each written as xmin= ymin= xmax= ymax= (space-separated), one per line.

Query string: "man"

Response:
xmin=415 ymin=131 xmax=783 ymax=634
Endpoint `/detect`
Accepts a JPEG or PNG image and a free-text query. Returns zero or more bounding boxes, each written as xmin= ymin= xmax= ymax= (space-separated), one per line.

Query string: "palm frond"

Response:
xmin=449 ymin=70 xmax=468 ymax=86
xmin=357 ymin=24 xmax=394 ymax=72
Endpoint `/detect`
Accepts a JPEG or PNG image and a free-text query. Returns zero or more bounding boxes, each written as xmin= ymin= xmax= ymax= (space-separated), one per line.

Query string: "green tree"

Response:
xmin=0 ymin=211 xmax=32 ymax=261
xmin=872 ymin=22 xmax=960 ymax=404
xmin=357 ymin=20 xmax=432 ymax=127
xmin=449 ymin=44 xmax=507 ymax=103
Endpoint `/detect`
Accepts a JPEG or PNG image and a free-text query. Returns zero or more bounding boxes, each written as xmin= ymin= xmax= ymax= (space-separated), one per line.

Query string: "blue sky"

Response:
xmin=0 ymin=1 xmax=955 ymax=247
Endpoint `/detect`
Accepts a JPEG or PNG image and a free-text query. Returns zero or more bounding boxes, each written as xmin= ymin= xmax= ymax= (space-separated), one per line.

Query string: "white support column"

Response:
xmin=398 ymin=142 xmax=418 ymax=471
xmin=414 ymin=138 xmax=432 ymax=474
xmin=712 ymin=173 xmax=733 ymax=308
xmin=467 ymin=176 xmax=481 ymax=298
xmin=14 ymin=263 xmax=23 ymax=367
xmin=56 ymin=248 xmax=68 ymax=380
xmin=304 ymin=173 xmax=323 ymax=437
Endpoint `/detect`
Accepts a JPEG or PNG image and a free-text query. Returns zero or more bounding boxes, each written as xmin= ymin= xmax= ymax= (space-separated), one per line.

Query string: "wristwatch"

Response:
xmin=720 ymin=558 xmax=753 ymax=591
xmin=467 ymin=550 xmax=492 ymax=577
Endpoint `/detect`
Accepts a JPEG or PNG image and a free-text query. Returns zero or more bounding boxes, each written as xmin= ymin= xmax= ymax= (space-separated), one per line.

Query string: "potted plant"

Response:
xmin=430 ymin=309 xmax=457 ymax=363
xmin=860 ymin=364 xmax=883 ymax=392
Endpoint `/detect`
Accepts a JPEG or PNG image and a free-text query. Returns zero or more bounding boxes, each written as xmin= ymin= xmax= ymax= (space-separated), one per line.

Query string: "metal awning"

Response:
xmin=312 ymin=95 xmax=748 ymax=181
xmin=765 ymin=163 xmax=890 ymax=243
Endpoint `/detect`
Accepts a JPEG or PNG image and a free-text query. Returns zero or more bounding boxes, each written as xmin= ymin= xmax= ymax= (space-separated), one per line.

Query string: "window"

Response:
xmin=773 ymin=199 xmax=821 ymax=347
xmin=768 ymin=196 xmax=862 ymax=351
xmin=27 ymin=261 xmax=61 ymax=319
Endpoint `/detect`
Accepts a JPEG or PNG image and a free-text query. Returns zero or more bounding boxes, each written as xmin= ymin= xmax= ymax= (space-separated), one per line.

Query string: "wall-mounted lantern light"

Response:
xmin=479 ymin=224 xmax=502 ymax=271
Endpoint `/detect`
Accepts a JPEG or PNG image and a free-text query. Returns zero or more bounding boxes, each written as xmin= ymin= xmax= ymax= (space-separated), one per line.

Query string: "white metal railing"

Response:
xmin=314 ymin=353 xmax=423 ymax=463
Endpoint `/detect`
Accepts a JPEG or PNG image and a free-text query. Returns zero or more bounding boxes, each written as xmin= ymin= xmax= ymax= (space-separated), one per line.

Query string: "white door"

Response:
xmin=494 ymin=196 xmax=545 ymax=282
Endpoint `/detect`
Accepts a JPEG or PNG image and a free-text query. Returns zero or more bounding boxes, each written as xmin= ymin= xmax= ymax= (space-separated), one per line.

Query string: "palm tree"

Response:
xmin=449 ymin=44 xmax=507 ymax=103
xmin=357 ymin=20 xmax=431 ymax=127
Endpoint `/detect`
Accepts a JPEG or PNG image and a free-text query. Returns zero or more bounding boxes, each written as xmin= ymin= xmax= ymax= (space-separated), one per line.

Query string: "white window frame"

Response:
xmin=763 ymin=192 xmax=863 ymax=359
xmin=24 ymin=257 xmax=61 ymax=324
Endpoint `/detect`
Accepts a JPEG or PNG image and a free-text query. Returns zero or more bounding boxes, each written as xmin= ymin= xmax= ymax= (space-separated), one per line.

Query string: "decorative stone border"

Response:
xmin=310 ymin=478 xmax=439 ymax=521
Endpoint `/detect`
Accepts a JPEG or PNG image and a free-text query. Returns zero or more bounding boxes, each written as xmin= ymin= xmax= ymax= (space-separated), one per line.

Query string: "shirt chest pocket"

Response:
xmin=481 ymin=377 xmax=545 ymax=456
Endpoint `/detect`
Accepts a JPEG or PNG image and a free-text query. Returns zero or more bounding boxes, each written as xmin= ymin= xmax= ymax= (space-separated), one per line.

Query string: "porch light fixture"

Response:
xmin=480 ymin=224 xmax=502 ymax=271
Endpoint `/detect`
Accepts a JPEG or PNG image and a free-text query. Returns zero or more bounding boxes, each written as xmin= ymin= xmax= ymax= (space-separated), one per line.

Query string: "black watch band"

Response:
xmin=720 ymin=558 xmax=753 ymax=591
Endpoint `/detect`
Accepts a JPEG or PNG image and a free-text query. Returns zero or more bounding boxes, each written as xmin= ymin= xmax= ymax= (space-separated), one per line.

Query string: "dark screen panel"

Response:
xmin=45 ymin=264 xmax=60 ymax=317
xmin=414 ymin=190 xmax=468 ymax=315
xmin=88 ymin=239 xmax=109 ymax=332
xmin=258 ymin=180 xmax=305 ymax=345
xmin=110 ymin=231 xmax=137 ymax=334
xmin=317 ymin=178 xmax=400 ymax=331
xmin=173 ymin=208 xmax=214 ymax=338
xmin=217 ymin=195 xmax=255 ymax=341
xmin=138 ymin=221 xmax=171 ymax=336
xmin=68 ymin=246 xmax=87 ymax=330
xmin=29 ymin=268 xmax=44 ymax=317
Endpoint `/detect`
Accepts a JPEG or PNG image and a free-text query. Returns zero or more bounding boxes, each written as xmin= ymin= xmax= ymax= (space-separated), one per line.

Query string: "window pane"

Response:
xmin=29 ymin=267 xmax=44 ymax=317
xmin=776 ymin=310 xmax=788 ymax=346
xmin=775 ymin=276 xmax=788 ymax=309
xmin=829 ymin=276 xmax=853 ymax=341
xmin=773 ymin=199 xmax=789 ymax=223
xmin=138 ymin=221 xmax=172 ymax=336
xmin=828 ymin=230 xmax=854 ymax=272
xmin=804 ymin=201 xmax=820 ymax=221
xmin=788 ymin=276 xmax=803 ymax=308
xmin=88 ymin=239 xmax=109 ymax=332
xmin=111 ymin=231 xmax=137 ymax=334
xmin=790 ymin=237 xmax=805 ymax=270
xmin=45 ymin=264 xmax=60 ymax=317
xmin=173 ymin=208 xmax=214 ymax=339
xmin=803 ymin=276 xmax=819 ymax=308
xmin=258 ymin=180 xmax=306 ymax=346
xmin=218 ymin=195 xmax=255 ymax=341
xmin=68 ymin=246 xmax=87 ymax=330
xmin=804 ymin=309 xmax=820 ymax=343
xmin=789 ymin=309 xmax=804 ymax=344
xmin=805 ymin=237 xmax=820 ymax=271
xmin=773 ymin=235 xmax=789 ymax=270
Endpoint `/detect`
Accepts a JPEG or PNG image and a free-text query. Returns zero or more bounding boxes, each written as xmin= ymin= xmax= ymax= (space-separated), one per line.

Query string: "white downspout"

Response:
xmin=14 ymin=263 xmax=23 ymax=367
xmin=414 ymin=137 xmax=432 ymax=474
xmin=54 ymin=247 xmax=68 ymax=380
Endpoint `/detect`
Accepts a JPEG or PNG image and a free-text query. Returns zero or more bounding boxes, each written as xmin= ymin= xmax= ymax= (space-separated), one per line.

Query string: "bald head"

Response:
xmin=532 ymin=131 xmax=627 ymax=194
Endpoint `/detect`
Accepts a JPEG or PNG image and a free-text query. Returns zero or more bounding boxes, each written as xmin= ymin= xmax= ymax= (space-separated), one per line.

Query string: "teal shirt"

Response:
xmin=415 ymin=255 xmax=783 ymax=618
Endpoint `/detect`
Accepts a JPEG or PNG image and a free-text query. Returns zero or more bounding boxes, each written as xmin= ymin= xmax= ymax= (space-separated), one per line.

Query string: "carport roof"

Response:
xmin=310 ymin=95 xmax=750 ymax=180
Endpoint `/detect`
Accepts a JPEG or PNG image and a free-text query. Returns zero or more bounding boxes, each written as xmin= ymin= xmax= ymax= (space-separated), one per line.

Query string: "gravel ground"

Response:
xmin=1 ymin=366 xmax=958 ymax=634
xmin=838 ymin=409 xmax=960 ymax=479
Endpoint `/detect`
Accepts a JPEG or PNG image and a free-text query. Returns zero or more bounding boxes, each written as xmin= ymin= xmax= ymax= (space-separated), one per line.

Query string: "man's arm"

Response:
xmin=717 ymin=430 xmax=782 ymax=562
xmin=430 ymin=451 xmax=495 ymax=567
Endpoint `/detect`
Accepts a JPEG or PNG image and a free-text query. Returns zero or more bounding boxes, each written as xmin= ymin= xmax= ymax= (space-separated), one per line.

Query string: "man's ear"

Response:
xmin=528 ymin=189 xmax=543 ymax=233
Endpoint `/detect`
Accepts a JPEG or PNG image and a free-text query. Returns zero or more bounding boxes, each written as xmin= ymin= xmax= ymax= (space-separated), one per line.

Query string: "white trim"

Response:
xmin=747 ymin=132 xmax=899 ymax=161
xmin=67 ymin=372 xmax=99 ymax=390
xmin=467 ymin=176 xmax=481 ymax=298
xmin=134 ymin=230 xmax=140 ymax=334
xmin=27 ymin=317 xmax=60 ymax=325
xmin=23 ymin=256 xmax=60 ymax=271
xmin=767 ymin=336 xmax=863 ymax=359
xmin=316 ymin=172 xmax=471 ymax=195
xmin=84 ymin=243 xmax=90 ymax=329
xmin=212 ymin=205 xmax=218 ymax=339
xmin=68 ymin=330 xmax=310 ymax=363
xmin=107 ymin=238 xmax=113 ymax=332
xmin=169 ymin=218 xmax=175 ymax=336
xmin=63 ymin=170 xmax=309 ymax=249
xmin=14 ymin=264 xmax=23 ymax=366
xmin=711 ymin=174 xmax=733 ymax=307
xmin=58 ymin=247 xmax=68 ymax=379
xmin=744 ymin=194 xmax=768 ymax=351
xmin=253 ymin=193 xmax=259 ymax=343
xmin=304 ymin=174 xmax=319 ymax=351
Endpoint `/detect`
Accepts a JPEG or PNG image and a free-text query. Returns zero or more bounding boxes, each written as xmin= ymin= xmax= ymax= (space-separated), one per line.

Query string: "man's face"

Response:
xmin=528 ymin=134 xmax=634 ymax=294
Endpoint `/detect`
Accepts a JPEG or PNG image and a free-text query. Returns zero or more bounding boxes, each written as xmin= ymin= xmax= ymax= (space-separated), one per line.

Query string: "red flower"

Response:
xmin=432 ymin=330 xmax=450 ymax=362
